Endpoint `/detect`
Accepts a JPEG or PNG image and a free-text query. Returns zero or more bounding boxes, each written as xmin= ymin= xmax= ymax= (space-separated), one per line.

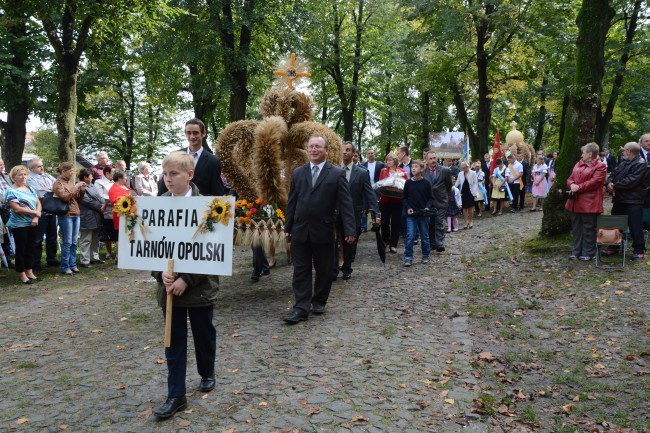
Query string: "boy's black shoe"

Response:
xmin=199 ymin=377 xmax=215 ymax=392
xmin=153 ymin=396 xmax=187 ymax=419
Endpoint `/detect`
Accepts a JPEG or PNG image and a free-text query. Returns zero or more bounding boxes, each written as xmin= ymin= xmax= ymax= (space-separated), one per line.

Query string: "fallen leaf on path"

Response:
xmin=179 ymin=420 xmax=191 ymax=427
xmin=91 ymin=329 xmax=102 ymax=333
xmin=139 ymin=408 xmax=152 ymax=417
xmin=572 ymin=395 xmax=580 ymax=401
xmin=479 ymin=352 xmax=496 ymax=361
xmin=156 ymin=357 xmax=164 ymax=364
xmin=444 ymin=398 xmax=455 ymax=405
xmin=58 ymin=425 xmax=68 ymax=430
xmin=351 ymin=415 xmax=368 ymax=422
xmin=259 ymin=401 xmax=268 ymax=407
xmin=562 ymin=404 xmax=573 ymax=412
xmin=308 ymin=407 xmax=321 ymax=416
xmin=15 ymin=418 xmax=28 ymax=425
xmin=183 ymin=408 xmax=193 ymax=414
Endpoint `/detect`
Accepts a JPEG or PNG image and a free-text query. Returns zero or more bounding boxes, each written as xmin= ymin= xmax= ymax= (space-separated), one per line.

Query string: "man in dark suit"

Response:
xmin=335 ymin=142 xmax=380 ymax=280
xmin=158 ymin=118 xmax=225 ymax=197
xmin=283 ymin=135 xmax=356 ymax=323
xmin=360 ymin=148 xmax=384 ymax=232
xmin=423 ymin=151 xmax=452 ymax=253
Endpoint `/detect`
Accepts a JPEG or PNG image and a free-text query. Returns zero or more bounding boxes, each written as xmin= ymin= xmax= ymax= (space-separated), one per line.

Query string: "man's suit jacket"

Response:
xmin=360 ymin=160 xmax=385 ymax=184
xmin=347 ymin=165 xmax=380 ymax=216
xmin=399 ymin=159 xmax=413 ymax=178
xmin=285 ymin=162 xmax=356 ymax=244
xmin=158 ymin=147 xmax=224 ymax=196
xmin=423 ymin=165 xmax=452 ymax=210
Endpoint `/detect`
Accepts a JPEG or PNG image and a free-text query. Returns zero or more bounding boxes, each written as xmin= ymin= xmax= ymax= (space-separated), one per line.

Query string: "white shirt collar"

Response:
xmin=310 ymin=161 xmax=326 ymax=172
xmin=171 ymin=187 xmax=193 ymax=197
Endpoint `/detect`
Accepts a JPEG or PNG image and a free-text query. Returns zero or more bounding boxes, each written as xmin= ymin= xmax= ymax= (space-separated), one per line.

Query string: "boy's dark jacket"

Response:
xmin=152 ymin=183 xmax=220 ymax=308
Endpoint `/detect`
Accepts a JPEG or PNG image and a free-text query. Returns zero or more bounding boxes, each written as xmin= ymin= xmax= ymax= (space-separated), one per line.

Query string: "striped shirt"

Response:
xmin=4 ymin=186 xmax=38 ymax=228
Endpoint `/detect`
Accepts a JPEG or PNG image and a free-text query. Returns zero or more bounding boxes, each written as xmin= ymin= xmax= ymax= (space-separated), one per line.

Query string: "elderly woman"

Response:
xmin=455 ymin=161 xmax=478 ymax=229
xmin=3 ymin=166 xmax=41 ymax=284
xmin=134 ymin=161 xmax=158 ymax=196
xmin=91 ymin=151 xmax=109 ymax=182
xmin=565 ymin=142 xmax=607 ymax=261
xmin=78 ymin=169 xmax=105 ymax=267
xmin=378 ymin=153 xmax=408 ymax=253
xmin=52 ymin=162 xmax=86 ymax=275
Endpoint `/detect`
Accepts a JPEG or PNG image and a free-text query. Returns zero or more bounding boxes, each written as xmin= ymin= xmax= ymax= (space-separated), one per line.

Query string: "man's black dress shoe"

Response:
xmin=341 ymin=273 xmax=351 ymax=280
xmin=152 ymin=396 xmax=187 ymax=418
xmin=436 ymin=246 xmax=445 ymax=252
xmin=199 ymin=377 xmax=215 ymax=392
xmin=250 ymin=274 xmax=260 ymax=282
xmin=261 ymin=269 xmax=270 ymax=276
xmin=283 ymin=310 xmax=308 ymax=323
xmin=311 ymin=304 xmax=326 ymax=315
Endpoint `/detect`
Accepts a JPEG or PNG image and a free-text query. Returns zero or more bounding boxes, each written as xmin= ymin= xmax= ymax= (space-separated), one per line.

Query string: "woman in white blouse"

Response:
xmin=134 ymin=162 xmax=158 ymax=197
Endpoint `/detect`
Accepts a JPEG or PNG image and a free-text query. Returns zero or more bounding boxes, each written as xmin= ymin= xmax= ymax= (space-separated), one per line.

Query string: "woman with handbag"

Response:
xmin=565 ymin=143 xmax=607 ymax=261
xmin=52 ymin=162 xmax=86 ymax=275
xmin=378 ymin=153 xmax=407 ymax=253
xmin=3 ymin=165 xmax=41 ymax=284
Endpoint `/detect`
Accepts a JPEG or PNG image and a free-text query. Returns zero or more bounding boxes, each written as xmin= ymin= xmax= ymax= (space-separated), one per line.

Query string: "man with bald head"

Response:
xmin=605 ymin=142 xmax=647 ymax=260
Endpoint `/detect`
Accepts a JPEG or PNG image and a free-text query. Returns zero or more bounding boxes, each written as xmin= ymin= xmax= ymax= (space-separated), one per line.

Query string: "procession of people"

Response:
xmin=2 ymin=122 xmax=648 ymax=419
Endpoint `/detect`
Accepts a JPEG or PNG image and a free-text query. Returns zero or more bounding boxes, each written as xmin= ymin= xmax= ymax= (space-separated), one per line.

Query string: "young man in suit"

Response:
xmin=158 ymin=118 xmax=225 ymax=197
xmin=360 ymin=149 xmax=384 ymax=232
xmin=283 ymin=135 xmax=356 ymax=323
xmin=334 ymin=142 xmax=380 ymax=280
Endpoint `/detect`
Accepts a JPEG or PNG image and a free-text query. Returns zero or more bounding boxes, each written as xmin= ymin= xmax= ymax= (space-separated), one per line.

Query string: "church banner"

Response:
xmin=117 ymin=196 xmax=235 ymax=275
xmin=428 ymin=132 xmax=465 ymax=159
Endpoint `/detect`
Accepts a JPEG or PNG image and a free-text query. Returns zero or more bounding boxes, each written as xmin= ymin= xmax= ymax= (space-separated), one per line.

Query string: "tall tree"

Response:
xmin=0 ymin=2 xmax=48 ymax=167
xmin=541 ymin=0 xmax=615 ymax=236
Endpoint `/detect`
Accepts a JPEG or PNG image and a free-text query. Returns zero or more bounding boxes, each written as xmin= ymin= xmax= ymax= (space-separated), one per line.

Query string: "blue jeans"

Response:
xmin=404 ymin=216 xmax=430 ymax=260
xmin=59 ymin=215 xmax=80 ymax=271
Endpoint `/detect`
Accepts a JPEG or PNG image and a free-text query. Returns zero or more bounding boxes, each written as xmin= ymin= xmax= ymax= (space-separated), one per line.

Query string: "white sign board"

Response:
xmin=117 ymin=196 xmax=235 ymax=275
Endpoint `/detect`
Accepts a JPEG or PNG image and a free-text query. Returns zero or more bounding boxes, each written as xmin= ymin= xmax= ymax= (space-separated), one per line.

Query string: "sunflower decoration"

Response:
xmin=114 ymin=194 xmax=149 ymax=240
xmin=194 ymin=198 xmax=232 ymax=238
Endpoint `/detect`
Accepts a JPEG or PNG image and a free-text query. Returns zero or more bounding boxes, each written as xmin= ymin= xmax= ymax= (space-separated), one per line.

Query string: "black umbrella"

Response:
xmin=371 ymin=224 xmax=386 ymax=266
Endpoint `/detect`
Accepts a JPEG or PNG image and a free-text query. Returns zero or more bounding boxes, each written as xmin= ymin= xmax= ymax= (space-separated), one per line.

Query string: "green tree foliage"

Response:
xmin=0 ymin=2 xmax=50 ymax=168
xmin=30 ymin=127 xmax=59 ymax=172
xmin=541 ymin=0 xmax=615 ymax=236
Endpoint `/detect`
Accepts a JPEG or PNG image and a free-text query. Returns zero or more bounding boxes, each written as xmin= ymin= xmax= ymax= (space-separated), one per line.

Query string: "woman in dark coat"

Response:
xmin=78 ymin=169 xmax=105 ymax=267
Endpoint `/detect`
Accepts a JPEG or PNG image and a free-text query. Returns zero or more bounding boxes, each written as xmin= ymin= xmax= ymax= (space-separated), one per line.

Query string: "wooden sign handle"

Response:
xmin=164 ymin=259 xmax=174 ymax=348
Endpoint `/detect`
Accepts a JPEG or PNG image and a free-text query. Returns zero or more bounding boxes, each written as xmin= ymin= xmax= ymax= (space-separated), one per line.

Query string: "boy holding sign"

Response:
xmin=151 ymin=152 xmax=219 ymax=419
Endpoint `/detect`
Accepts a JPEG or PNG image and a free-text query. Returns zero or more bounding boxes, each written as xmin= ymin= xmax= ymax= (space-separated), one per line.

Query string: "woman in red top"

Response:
xmin=108 ymin=171 xmax=137 ymax=261
xmin=565 ymin=142 xmax=606 ymax=261
xmin=378 ymin=153 xmax=408 ymax=253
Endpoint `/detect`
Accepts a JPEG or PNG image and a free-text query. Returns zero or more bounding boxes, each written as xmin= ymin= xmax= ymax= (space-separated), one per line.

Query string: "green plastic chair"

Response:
xmin=595 ymin=215 xmax=629 ymax=269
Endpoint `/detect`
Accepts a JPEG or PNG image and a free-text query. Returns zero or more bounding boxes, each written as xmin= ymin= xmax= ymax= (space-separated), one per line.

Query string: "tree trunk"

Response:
xmin=533 ymin=75 xmax=548 ymax=150
xmin=594 ymin=0 xmax=641 ymax=147
xmin=451 ymin=83 xmax=478 ymax=155
xmin=541 ymin=0 xmax=614 ymax=236
xmin=421 ymin=90 xmax=430 ymax=154
xmin=3 ymin=8 xmax=30 ymax=168
xmin=55 ymin=63 xmax=78 ymax=162
xmin=558 ymin=91 xmax=570 ymax=149
xmin=41 ymin=3 xmax=95 ymax=164
xmin=475 ymin=35 xmax=490 ymax=156
xmin=4 ymin=108 xmax=28 ymax=168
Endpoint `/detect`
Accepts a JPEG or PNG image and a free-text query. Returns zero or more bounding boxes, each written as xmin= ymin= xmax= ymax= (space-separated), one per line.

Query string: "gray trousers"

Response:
xmin=569 ymin=212 xmax=598 ymax=257
xmin=79 ymin=228 xmax=100 ymax=264
xmin=428 ymin=207 xmax=447 ymax=249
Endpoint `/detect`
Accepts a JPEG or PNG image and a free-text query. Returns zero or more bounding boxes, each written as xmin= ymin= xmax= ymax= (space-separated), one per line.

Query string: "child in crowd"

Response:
xmin=447 ymin=176 xmax=462 ymax=232
xmin=530 ymin=155 xmax=548 ymax=211
xmin=402 ymin=160 xmax=433 ymax=267
xmin=151 ymin=152 xmax=219 ymax=419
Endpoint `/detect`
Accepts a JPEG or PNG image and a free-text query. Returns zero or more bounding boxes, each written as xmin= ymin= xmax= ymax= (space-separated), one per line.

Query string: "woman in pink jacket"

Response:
xmin=565 ymin=142 xmax=607 ymax=261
